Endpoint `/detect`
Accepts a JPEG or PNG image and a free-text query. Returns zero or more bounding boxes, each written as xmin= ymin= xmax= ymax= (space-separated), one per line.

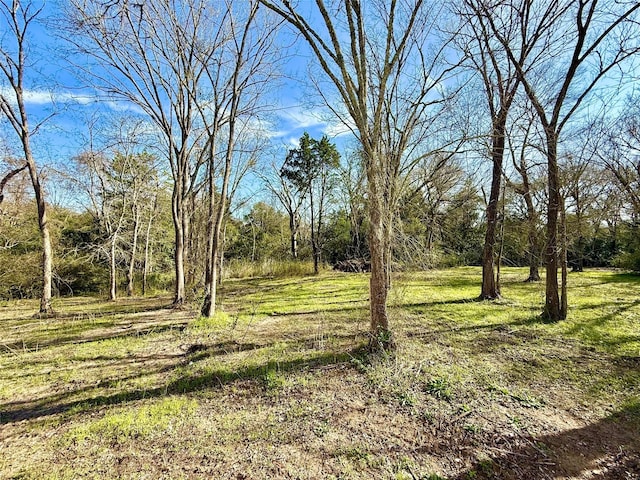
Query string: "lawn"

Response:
xmin=0 ymin=267 xmax=638 ymax=479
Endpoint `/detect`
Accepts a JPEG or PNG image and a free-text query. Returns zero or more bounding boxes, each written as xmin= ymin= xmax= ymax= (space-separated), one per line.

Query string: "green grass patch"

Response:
xmin=67 ymin=396 xmax=197 ymax=443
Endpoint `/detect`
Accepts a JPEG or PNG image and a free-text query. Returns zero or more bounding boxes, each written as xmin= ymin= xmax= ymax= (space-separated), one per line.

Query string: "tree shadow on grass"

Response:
xmin=6 ymin=297 xmax=176 ymax=323
xmin=404 ymin=313 xmax=544 ymax=341
xmin=0 ymin=337 xmax=369 ymax=426
xmin=0 ymin=315 xmax=192 ymax=352
xmin=591 ymin=271 xmax=640 ymax=285
xmin=450 ymin=401 xmax=640 ymax=480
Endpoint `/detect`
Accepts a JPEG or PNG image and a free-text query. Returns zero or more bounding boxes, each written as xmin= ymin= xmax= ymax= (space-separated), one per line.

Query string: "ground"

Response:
xmin=0 ymin=267 xmax=638 ymax=479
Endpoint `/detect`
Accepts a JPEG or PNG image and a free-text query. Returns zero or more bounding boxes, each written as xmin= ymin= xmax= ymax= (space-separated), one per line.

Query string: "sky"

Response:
xmin=0 ymin=1 xmax=356 ymax=208
xmin=3 ymin=1 xmax=639 ymax=212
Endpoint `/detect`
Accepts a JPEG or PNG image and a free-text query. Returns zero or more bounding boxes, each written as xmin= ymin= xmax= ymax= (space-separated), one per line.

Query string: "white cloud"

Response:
xmin=278 ymin=107 xmax=326 ymax=130
xmin=0 ymin=86 xmax=95 ymax=106
xmin=268 ymin=104 xmax=355 ymax=142
xmin=0 ymin=86 xmax=146 ymax=115
xmin=322 ymin=117 xmax=356 ymax=138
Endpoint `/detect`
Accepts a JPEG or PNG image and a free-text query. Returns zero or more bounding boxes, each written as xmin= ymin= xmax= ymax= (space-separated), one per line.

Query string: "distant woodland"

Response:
xmin=1 ymin=0 xmax=639 ymax=338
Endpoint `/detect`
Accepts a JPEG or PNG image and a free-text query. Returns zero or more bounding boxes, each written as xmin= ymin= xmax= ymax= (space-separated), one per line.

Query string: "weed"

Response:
xmin=190 ymin=311 xmax=231 ymax=331
xmin=488 ymin=384 xmax=544 ymax=408
xmin=426 ymin=377 xmax=452 ymax=400
xmin=463 ymin=423 xmax=482 ymax=434
xmin=478 ymin=459 xmax=494 ymax=474
xmin=263 ymin=363 xmax=285 ymax=393
xmin=396 ymin=391 xmax=417 ymax=407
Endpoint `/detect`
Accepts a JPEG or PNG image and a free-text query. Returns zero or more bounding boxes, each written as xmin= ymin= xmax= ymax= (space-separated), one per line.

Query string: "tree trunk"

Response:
xmin=367 ymin=154 xmax=392 ymax=349
xmin=40 ymin=224 xmax=53 ymax=312
xmin=23 ymin=140 xmax=53 ymax=314
xmin=289 ymin=213 xmax=298 ymax=259
xmin=202 ymin=111 xmax=235 ymax=317
xmin=573 ymin=191 xmax=584 ymax=272
xmin=496 ymin=182 xmax=506 ymax=295
xmin=310 ymin=188 xmax=319 ymax=274
xmin=202 ymin=155 xmax=217 ymax=317
xmin=109 ymin=234 xmax=117 ymax=301
xmin=560 ymin=194 xmax=568 ymax=319
xmin=481 ymin=116 xmax=507 ymax=300
xmin=543 ymin=132 xmax=561 ymax=321
xmin=126 ymin=207 xmax=140 ymax=296
xmin=172 ymin=189 xmax=186 ymax=306
xmin=218 ymin=223 xmax=226 ymax=286
xmin=142 ymin=200 xmax=154 ymax=296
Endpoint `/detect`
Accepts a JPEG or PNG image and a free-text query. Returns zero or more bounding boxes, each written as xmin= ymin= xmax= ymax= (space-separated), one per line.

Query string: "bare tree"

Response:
xmin=0 ymin=0 xmax=54 ymax=314
xmin=454 ymin=0 xmax=526 ymax=299
xmin=72 ymin=150 xmax=131 ymax=300
xmin=66 ymin=0 xmax=225 ymax=306
xmin=200 ymin=0 xmax=281 ymax=317
xmin=505 ymin=111 xmax=545 ymax=282
xmin=593 ymin=105 xmax=640 ymax=218
xmin=481 ymin=0 xmax=640 ymax=320
xmin=260 ymin=0 xmax=459 ymax=348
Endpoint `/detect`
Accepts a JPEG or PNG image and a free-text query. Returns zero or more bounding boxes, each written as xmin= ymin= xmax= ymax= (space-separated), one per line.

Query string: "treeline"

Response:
xmin=2 ymin=124 xmax=637 ymax=301
xmin=1 ymin=1 xmax=639 ymax=343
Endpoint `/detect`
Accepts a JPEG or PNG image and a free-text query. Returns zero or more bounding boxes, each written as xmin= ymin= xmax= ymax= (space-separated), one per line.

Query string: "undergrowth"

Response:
xmin=1 ymin=267 xmax=638 ymax=479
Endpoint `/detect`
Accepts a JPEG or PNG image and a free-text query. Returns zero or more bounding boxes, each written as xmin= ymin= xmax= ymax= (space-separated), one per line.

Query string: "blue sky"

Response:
xmin=0 ymin=1 xmax=355 ymax=199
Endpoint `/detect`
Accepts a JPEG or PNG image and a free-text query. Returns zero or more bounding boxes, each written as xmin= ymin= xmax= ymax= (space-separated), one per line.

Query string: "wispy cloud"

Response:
xmin=278 ymin=107 xmax=326 ymax=130
xmin=0 ymin=86 xmax=94 ymax=105
xmin=269 ymin=105 xmax=354 ymax=142
xmin=0 ymin=87 xmax=145 ymax=115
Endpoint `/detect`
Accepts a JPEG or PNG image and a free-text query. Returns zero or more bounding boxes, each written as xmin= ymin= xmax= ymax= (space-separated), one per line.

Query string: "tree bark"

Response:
xmin=290 ymin=217 xmax=298 ymax=259
xmin=172 ymin=186 xmax=186 ymax=306
xmin=480 ymin=117 xmax=507 ymax=300
xmin=126 ymin=206 xmax=140 ymax=296
xmin=367 ymin=151 xmax=393 ymax=349
xmin=560 ymin=194 xmax=568 ymax=319
xmin=23 ymin=141 xmax=53 ymax=314
xmin=543 ymin=131 xmax=562 ymax=321
xmin=109 ymin=233 xmax=117 ymax=301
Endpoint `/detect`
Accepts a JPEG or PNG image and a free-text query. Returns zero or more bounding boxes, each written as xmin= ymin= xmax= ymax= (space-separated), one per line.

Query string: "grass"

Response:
xmin=0 ymin=267 xmax=639 ymax=479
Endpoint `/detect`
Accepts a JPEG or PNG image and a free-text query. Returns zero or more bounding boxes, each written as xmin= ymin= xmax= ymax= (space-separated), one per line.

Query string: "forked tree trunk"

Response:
xmin=202 ymin=102 xmax=236 ymax=317
xmin=172 ymin=193 xmax=186 ymax=306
